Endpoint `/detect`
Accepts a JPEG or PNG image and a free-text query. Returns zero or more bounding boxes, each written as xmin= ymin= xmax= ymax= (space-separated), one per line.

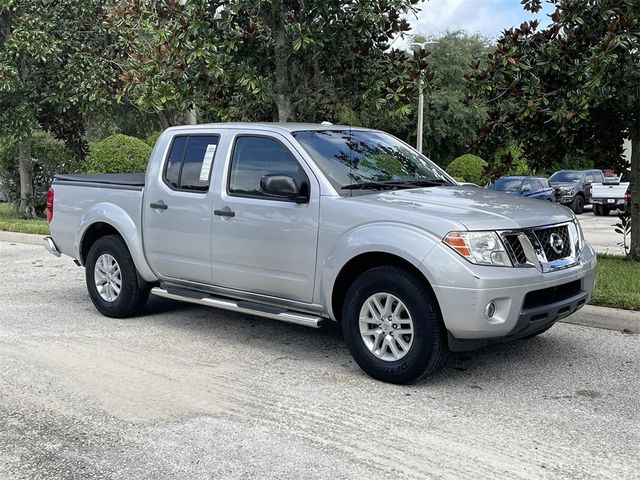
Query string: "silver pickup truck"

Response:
xmin=44 ymin=123 xmax=596 ymax=383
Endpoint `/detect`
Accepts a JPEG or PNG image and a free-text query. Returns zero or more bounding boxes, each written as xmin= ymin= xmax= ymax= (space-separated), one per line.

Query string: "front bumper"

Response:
xmin=424 ymin=242 xmax=596 ymax=342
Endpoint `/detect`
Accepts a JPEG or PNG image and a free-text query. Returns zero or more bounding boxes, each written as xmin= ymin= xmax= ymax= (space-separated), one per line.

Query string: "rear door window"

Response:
xmin=163 ymin=135 xmax=220 ymax=192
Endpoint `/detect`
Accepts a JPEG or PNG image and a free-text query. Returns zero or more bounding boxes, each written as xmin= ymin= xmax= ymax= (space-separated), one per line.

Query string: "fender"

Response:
xmin=318 ymin=221 xmax=442 ymax=320
xmin=75 ymin=202 xmax=157 ymax=282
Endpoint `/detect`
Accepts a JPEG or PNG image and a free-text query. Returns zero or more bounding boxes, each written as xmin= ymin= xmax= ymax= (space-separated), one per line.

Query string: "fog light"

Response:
xmin=485 ymin=302 xmax=496 ymax=318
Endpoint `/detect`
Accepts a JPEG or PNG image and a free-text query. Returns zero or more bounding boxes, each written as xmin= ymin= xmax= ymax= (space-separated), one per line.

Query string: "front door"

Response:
xmin=211 ymin=133 xmax=320 ymax=303
xmin=143 ymin=134 xmax=220 ymax=283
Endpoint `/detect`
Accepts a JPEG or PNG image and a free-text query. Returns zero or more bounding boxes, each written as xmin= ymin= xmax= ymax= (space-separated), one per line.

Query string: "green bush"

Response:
xmin=145 ymin=131 xmax=162 ymax=148
xmin=446 ymin=154 xmax=488 ymax=185
xmin=492 ymin=141 xmax=532 ymax=176
xmin=85 ymin=134 xmax=151 ymax=174
xmin=0 ymin=132 xmax=81 ymax=214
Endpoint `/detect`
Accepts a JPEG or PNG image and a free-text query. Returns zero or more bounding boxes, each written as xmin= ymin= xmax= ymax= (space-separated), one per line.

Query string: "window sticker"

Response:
xmin=199 ymin=144 xmax=217 ymax=182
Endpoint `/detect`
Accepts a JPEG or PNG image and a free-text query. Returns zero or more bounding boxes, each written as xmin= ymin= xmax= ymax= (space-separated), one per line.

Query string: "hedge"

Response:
xmin=84 ymin=134 xmax=151 ymax=174
xmin=446 ymin=154 xmax=488 ymax=185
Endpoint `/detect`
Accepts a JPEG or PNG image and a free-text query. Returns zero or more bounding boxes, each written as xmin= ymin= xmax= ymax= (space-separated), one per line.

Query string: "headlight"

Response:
xmin=443 ymin=231 xmax=512 ymax=266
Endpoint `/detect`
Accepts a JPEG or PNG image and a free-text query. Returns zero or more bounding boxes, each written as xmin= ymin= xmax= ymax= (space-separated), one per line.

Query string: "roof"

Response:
xmin=165 ymin=122 xmax=372 ymax=134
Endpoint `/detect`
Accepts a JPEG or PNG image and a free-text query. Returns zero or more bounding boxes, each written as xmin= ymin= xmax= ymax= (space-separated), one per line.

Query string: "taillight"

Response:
xmin=46 ymin=188 xmax=54 ymax=223
xmin=625 ymin=190 xmax=630 ymax=204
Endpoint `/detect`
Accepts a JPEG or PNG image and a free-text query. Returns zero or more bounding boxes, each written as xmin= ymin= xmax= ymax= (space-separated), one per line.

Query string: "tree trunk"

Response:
xmin=629 ymin=125 xmax=640 ymax=261
xmin=273 ymin=19 xmax=293 ymax=122
xmin=185 ymin=106 xmax=197 ymax=125
xmin=18 ymin=137 xmax=34 ymax=219
xmin=157 ymin=110 xmax=170 ymax=130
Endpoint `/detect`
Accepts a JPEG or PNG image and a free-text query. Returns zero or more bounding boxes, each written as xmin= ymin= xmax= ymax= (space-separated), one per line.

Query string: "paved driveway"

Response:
xmin=1 ymin=241 xmax=639 ymax=480
xmin=577 ymin=207 xmax=628 ymax=254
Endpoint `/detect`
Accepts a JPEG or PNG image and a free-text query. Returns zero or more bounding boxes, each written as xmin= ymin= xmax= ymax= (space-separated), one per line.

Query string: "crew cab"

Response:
xmin=549 ymin=169 xmax=605 ymax=214
xmin=44 ymin=123 xmax=596 ymax=383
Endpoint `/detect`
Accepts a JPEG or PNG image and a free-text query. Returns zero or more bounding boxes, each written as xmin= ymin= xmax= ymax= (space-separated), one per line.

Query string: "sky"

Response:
xmin=405 ymin=0 xmax=555 ymax=41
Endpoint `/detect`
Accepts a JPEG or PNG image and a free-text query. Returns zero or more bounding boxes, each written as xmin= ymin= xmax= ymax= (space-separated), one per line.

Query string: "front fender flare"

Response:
xmin=319 ymin=222 xmax=441 ymax=320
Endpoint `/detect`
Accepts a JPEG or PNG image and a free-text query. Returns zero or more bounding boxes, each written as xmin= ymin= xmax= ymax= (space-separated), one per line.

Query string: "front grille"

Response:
xmin=503 ymin=234 xmax=528 ymax=265
xmin=534 ymin=225 xmax=571 ymax=261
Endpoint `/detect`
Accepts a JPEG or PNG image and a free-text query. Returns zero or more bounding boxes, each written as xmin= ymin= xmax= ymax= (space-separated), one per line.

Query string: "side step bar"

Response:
xmin=150 ymin=287 xmax=324 ymax=329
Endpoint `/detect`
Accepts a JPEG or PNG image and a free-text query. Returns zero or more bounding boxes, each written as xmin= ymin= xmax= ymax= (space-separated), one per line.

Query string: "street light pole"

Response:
xmin=410 ymin=40 xmax=438 ymax=154
xmin=416 ymin=79 xmax=424 ymax=153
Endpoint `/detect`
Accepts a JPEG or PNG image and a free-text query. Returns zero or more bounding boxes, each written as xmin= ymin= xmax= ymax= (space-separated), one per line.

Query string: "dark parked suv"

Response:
xmin=549 ymin=169 xmax=604 ymax=214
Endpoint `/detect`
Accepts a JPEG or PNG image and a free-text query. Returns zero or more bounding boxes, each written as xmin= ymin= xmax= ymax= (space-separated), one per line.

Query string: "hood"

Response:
xmin=549 ymin=181 xmax=578 ymax=189
xmin=347 ymin=186 xmax=574 ymax=231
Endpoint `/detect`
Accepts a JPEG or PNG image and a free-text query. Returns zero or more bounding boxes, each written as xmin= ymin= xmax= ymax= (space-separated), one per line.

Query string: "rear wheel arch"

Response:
xmin=331 ymin=252 xmax=441 ymax=324
xmin=80 ymin=222 xmax=122 ymax=265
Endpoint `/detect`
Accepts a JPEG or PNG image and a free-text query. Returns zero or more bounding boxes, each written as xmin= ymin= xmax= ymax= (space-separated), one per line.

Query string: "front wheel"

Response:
xmin=571 ymin=195 xmax=585 ymax=214
xmin=342 ymin=266 xmax=448 ymax=384
xmin=85 ymin=235 xmax=149 ymax=318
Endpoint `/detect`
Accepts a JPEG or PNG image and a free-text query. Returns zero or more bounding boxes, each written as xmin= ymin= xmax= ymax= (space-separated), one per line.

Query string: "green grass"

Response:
xmin=0 ymin=203 xmax=50 ymax=235
xmin=591 ymin=254 xmax=640 ymax=311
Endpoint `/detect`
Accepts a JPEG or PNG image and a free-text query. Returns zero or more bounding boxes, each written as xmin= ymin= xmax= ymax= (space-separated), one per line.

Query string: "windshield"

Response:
xmin=291 ymin=130 xmax=453 ymax=192
xmin=489 ymin=178 xmax=522 ymax=191
xmin=550 ymin=171 xmax=582 ymax=183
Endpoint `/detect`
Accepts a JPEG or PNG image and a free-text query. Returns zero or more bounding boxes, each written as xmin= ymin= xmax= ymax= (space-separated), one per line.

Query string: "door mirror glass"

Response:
xmin=261 ymin=174 xmax=308 ymax=202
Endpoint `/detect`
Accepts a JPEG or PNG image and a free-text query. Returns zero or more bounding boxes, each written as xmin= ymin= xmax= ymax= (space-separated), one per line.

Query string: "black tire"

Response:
xmin=593 ymin=204 xmax=603 ymax=216
xmin=85 ymin=235 xmax=149 ymax=318
xmin=571 ymin=195 xmax=585 ymax=214
xmin=602 ymin=207 xmax=610 ymax=216
xmin=342 ymin=266 xmax=448 ymax=384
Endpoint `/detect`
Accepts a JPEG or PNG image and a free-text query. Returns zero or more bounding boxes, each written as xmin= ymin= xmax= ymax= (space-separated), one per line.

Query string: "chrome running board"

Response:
xmin=150 ymin=287 xmax=324 ymax=328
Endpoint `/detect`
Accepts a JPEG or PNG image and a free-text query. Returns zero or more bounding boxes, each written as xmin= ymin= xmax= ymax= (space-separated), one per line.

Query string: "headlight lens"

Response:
xmin=443 ymin=231 xmax=512 ymax=266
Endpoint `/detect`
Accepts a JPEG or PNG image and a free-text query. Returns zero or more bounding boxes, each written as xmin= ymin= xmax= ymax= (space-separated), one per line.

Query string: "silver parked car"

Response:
xmin=43 ymin=123 xmax=596 ymax=383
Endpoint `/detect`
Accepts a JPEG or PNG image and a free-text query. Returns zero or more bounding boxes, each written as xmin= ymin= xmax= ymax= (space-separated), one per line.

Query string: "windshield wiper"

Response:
xmin=340 ymin=181 xmax=400 ymax=190
xmin=341 ymin=179 xmax=452 ymax=191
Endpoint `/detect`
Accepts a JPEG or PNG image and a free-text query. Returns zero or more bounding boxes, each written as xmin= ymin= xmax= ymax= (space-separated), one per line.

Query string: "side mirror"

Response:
xmin=260 ymin=174 xmax=309 ymax=203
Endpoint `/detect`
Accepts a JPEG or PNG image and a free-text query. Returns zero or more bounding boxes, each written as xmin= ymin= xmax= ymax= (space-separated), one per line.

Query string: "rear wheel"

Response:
xmin=85 ymin=235 xmax=149 ymax=318
xmin=571 ymin=195 xmax=585 ymax=214
xmin=342 ymin=266 xmax=448 ymax=384
xmin=593 ymin=204 xmax=603 ymax=216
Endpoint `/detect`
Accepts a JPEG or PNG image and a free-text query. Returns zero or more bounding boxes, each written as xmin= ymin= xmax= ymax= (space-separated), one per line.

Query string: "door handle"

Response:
xmin=214 ymin=207 xmax=235 ymax=217
xmin=149 ymin=201 xmax=168 ymax=210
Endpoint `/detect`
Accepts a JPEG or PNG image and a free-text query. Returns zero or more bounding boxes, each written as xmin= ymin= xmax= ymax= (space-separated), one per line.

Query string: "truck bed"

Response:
xmin=53 ymin=173 xmax=145 ymax=189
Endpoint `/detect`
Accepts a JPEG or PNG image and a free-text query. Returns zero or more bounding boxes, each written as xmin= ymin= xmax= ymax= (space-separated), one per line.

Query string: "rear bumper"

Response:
xmin=43 ymin=235 xmax=61 ymax=257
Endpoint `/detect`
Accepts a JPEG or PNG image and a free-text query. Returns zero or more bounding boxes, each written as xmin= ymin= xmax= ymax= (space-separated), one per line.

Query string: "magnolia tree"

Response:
xmin=0 ymin=0 xmax=115 ymax=216
xmin=467 ymin=0 xmax=640 ymax=259
xmin=111 ymin=0 xmax=430 ymax=125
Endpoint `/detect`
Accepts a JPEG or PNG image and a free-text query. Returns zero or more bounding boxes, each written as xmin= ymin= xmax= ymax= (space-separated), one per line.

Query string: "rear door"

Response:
xmin=211 ymin=132 xmax=320 ymax=303
xmin=143 ymin=133 xmax=220 ymax=283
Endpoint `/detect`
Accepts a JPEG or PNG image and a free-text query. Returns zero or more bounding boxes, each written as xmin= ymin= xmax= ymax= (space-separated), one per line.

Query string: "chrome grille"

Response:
xmin=500 ymin=222 xmax=580 ymax=272
xmin=534 ymin=225 xmax=571 ymax=262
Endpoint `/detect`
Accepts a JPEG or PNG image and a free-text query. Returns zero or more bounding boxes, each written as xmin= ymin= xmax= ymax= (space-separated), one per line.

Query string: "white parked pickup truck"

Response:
xmin=590 ymin=176 xmax=630 ymax=216
xmin=43 ymin=123 xmax=596 ymax=383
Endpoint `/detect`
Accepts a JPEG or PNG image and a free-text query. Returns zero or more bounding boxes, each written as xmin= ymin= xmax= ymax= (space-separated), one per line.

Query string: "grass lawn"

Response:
xmin=0 ymin=203 xmax=50 ymax=235
xmin=591 ymin=254 xmax=640 ymax=311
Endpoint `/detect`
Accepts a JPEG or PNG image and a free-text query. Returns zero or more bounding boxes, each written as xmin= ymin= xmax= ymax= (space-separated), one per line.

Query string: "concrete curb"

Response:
xmin=561 ymin=305 xmax=639 ymax=333
xmin=1 ymin=230 xmax=637 ymax=333
xmin=0 ymin=230 xmax=44 ymax=246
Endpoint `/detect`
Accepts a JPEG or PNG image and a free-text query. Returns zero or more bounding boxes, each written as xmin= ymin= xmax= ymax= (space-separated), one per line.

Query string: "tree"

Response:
xmin=0 ymin=0 xmax=115 ymax=216
xmin=111 ymin=0 xmax=429 ymax=125
xmin=467 ymin=0 xmax=640 ymax=259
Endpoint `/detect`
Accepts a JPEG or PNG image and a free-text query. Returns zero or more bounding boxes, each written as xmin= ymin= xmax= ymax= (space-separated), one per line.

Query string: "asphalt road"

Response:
xmin=1 ymin=241 xmax=639 ymax=480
